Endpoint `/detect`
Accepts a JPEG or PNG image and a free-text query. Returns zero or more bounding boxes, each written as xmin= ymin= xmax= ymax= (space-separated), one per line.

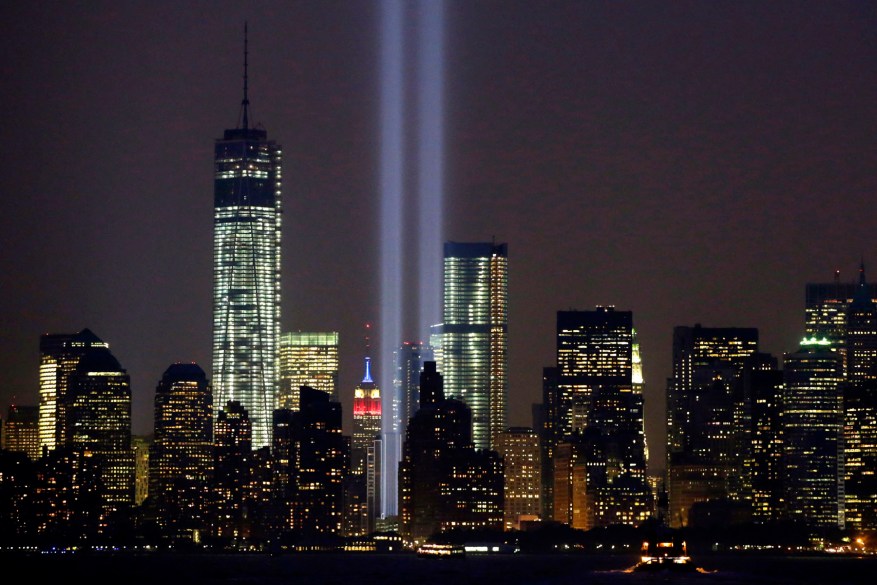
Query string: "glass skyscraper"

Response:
xmin=439 ymin=241 xmax=508 ymax=450
xmin=212 ymin=65 xmax=282 ymax=448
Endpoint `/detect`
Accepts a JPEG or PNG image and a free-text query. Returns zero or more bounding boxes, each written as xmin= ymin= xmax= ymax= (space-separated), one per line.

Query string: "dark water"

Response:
xmin=9 ymin=552 xmax=877 ymax=585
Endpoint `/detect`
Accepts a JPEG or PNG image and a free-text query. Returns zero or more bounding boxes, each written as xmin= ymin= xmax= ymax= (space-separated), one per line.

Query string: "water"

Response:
xmin=10 ymin=552 xmax=876 ymax=585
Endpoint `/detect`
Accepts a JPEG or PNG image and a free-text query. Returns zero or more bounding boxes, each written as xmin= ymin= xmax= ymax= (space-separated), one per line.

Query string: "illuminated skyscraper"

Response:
xmin=212 ymin=34 xmax=282 ymax=448
xmin=553 ymin=308 xmax=651 ymax=529
xmin=150 ymin=363 xmax=213 ymax=537
xmin=278 ymin=332 xmax=339 ymax=409
xmin=666 ymin=325 xmax=758 ymax=527
xmin=213 ymin=401 xmax=252 ymax=540
xmin=783 ymin=338 xmax=844 ymax=528
xmin=556 ymin=308 xmax=646 ymax=478
xmin=806 ymin=267 xmax=877 ymax=375
xmin=352 ymin=358 xmax=381 ymax=477
xmin=65 ymin=347 xmax=134 ymax=514
xmin=844 ymin=380 xmax=877 ymax=531
xmin=38 ymin=328 xmax=108 ymax=452
xmin=496 ymin=427 xmax=541 ymax=530
xmin=439 ymin=241 xmax=508 ymax=450
xmin=845 ymin=264 xmax=877 ymax=382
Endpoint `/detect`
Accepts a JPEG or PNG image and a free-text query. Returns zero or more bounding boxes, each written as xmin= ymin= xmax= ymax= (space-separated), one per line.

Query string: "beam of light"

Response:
xmin=379 ymin=0 xmax=404 ymax=519
xmin=417 ymin=0 xmax=445 ymax=341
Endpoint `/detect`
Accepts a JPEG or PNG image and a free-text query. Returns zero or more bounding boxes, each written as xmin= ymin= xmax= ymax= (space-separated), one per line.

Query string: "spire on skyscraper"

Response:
xmin=362 ymin=357 xmax=374 ymax=385
xmin=240 ymin=21 xmax=250 ymax=131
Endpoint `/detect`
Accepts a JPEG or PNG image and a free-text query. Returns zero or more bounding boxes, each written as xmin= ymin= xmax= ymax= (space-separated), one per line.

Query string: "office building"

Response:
xmin=2 ymin=405 xmax=39 ymax=461
xmin=783 ymin=338 xmax=844 ymax=528
xmin=278 ymin=331 xmax=339 ymax=409
xmin=213 ymin=400 xmax=253 ymax=540
xmin=845 ymin=264 xmax=877 ymax=382
xmin=806 ymin=267 xmax=877 ymax=375
xmin=496 ymin=427 xmax=541 ymax=530
xmin=844 ymin=381 xmax=877 ymax=531
xmin=150 ymin=363 xmax=213 ymax=537
xmin=212 ymin=46 xmax=282 ymax=448
xmin=399 ymin=361 xmax=503 ymax=544
xmin=38 ymin=329 xmax=108 ymax=452
xmin=65 ymin=347 xmax=134 ymax=515
xmin=666 ymin=325 xmax=758 ymax=527
xmin=288 ymin=387 xmax=346 ymax=540
xmin=439 ymin=241 xmax=508 ymax=449
xmin=132 ymin=436 xmax=150 ymax=506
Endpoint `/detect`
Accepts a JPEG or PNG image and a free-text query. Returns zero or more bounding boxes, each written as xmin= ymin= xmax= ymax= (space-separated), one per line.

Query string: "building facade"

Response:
xmin=439 ymin=241 xmax=508 ymax=450
xmin=278 ymin=331 xmax=339 ymax=409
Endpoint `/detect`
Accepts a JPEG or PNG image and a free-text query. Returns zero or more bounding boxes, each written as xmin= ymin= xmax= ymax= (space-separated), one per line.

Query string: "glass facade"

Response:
xmin=213 ymin=127 xmax=282 ymax=448
xmin=440 ymin=241 xmax=508 ymax=450
xmin=278 ymin=332 xmax=339 ymax=409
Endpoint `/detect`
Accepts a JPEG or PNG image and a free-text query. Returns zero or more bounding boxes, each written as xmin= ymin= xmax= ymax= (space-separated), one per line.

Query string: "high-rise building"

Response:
xmin=38 ymin=329 xmax=108 ymax=452
xmin=65 ymin=347 xmax=134 ymax=515
xmin=213 ymin=400 xmax=253 ymax=540
xmin=844 ymin=380 xmax=877 ymax=531
xmin=150 ymin=363 xmax=213 ymax=538
xmin=212 ymin=42 xmax=282 ymax=449
xmin=783 ymin=338 xmax=844 ymax=528
xmin=743 ymin=355 xmax=785 ymax=523
xmin=352 ymin=358 xmax=381 ymax=478
xmin=666 ymin=325 xmax=758 ymax=527
xmin=278 ymin=332 xmax=339 ymax=409
xmin=288 ymin=387 xmax=346 ymax=540
xmin=439 ymin=241 xmax=508 ymax=450
xmin=806 ymin=268 xmax=877 ymax=375
xmin=539 ymin=366 xmax=560 ymax=520
xmin=556 ymin=308 xmax=646 ymax=478
xmin=2 ymin=405 xmax=39 ymax=461
xmin=845 ymin=264 xmax=877 ymax=382
xmin=399 ymin=361 xmax=503 ymax=545
xmin=496 ymin=427 xmax=541 ymax=530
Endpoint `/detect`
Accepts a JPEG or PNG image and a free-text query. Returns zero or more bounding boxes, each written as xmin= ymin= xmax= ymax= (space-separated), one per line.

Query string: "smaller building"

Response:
xmin=496 ymin=427 xmax=541 ymax=530
xmin=2 ymin=405 xmax=40 ymax=461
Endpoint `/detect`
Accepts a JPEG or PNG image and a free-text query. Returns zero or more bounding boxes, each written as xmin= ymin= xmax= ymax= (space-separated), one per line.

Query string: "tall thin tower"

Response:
xmin=213 ymin=26 xmax=282 ymax=447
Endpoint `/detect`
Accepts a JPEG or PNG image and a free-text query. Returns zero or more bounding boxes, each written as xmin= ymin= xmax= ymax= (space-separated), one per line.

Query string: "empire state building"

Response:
xmin=213 ymin=33 xmax=281 ymax=448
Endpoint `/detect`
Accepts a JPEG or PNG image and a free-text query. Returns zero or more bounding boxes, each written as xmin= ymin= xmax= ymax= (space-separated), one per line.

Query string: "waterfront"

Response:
xmin=8 ymin=552 xmax=876 ymax=585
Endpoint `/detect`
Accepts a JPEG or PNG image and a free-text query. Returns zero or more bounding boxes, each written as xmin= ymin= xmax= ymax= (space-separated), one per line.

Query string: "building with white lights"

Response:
xmin=439 ymin=241 xmax=508 ymax=450
xmin=212 ymin=72 xmax=282 ymax=448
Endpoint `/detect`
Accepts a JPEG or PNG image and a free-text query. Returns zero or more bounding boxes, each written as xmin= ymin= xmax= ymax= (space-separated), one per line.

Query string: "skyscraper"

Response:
xmin=496 ymin=427 xmax=541 ymax=530
xmin=845 ymin=264 xmax=877 ymax=382
xmin=383 ymin=341 xmax=433 ymax=517
xmin=38 ymin=329 xmax=108 ymax=452
xmin=278 ymin=332 xmax=339 ymax=409
xmin=439 ymin=241 xmax=508 ymax=450
xmin=666 ymin=325 xmax=758 ymax=527
xmin=65 ymin=346 xmax=134 ymax=513
xmin=212 ymin=34 xmax=282 ymax=448
xmin=806 ymin=267 xmax=877 ymax=375
xmin=783 ymin=338 xmax=844 ymax=528
xmin=352 ymin=358 xmax=381 ymax=477
xmin=553 ymin=307 xmax=651 ymax=529
xmin=150 ymin=363 xmax=213 ymax=538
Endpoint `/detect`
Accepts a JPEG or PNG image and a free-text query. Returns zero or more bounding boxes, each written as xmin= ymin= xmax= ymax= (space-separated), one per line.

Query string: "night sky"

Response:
xmin=2 ymin=1 xmax=876 ymax=471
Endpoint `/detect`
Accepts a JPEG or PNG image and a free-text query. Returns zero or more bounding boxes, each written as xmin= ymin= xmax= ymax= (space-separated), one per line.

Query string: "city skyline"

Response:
xmin=2 ymin=2 xmax=877 ymax=471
